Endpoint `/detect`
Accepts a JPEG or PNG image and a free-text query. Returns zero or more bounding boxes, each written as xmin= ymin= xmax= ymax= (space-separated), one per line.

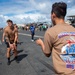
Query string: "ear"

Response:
xmin=52 ymin=13 xmax=56 ymax=19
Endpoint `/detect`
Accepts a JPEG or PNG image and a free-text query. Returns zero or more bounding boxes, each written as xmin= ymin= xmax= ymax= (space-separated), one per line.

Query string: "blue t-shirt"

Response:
xmin=30 ymin=26 xmax=35 ymax=33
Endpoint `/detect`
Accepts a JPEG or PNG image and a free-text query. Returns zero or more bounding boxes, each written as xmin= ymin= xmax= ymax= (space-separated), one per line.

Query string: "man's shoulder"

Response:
xmin=14 ymin=28 xmax=18 ymax=30
xmin=14 ymin=27 xmax=18 ymax=32
xmin=15 ymin=29 xmax=18 ymax=32
xmin=45 ymin=26 xmax=59 ymax=37
xmin=4 ymin=26 xmax=8 ymax=30
xmin=46 ymin=26 xmax=57 ymax=32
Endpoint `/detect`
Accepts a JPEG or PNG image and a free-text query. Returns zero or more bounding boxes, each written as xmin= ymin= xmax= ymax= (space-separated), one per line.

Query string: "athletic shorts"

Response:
xmin=5 ymin=40 xmax=17 ymax=48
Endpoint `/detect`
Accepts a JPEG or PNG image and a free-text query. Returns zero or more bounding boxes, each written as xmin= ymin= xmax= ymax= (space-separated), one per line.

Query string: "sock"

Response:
xmin=15 ymin=56 xmax=17 ymax=60
xmin=8 ymin=58 xmax=10 ymax=62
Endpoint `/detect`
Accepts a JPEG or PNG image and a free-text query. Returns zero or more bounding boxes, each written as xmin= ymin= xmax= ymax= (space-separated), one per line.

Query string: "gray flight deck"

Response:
xmin=0 ymin=30 xmax=56 ymax=75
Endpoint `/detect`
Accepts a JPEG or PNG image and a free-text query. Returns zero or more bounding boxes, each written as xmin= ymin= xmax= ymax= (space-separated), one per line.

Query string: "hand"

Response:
xmin=9 ymin=44 xmax=15 ymax=50
xmin=36 ymin=38 xmax=45 ymax=51
xmin=2 ymin=39 xmax=4 ymax=42
xmin=13 ymin=43 xmax=17 ymax=49
xmin=13 ymin=43 xmax=16 ymax=46
xmin=36 ymin=38 xmax=43 ymax=46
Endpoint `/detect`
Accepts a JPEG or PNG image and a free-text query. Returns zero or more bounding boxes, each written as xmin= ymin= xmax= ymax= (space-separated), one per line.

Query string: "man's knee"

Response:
xmin=7 ymin=48 xmax=11 ymax=53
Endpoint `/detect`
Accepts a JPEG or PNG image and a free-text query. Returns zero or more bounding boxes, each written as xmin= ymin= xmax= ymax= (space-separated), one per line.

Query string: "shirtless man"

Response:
xmin=2 ymin=19 xmax=19 ymax=65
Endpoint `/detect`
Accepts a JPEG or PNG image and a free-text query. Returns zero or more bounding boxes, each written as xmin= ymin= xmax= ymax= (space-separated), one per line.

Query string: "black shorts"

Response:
xmin=5 ymin=40 xmax=17 ymax=48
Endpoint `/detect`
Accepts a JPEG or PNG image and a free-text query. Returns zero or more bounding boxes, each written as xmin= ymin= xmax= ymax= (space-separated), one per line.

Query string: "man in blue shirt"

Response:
xmin=30 ymin=24 xmax=35 ymax=41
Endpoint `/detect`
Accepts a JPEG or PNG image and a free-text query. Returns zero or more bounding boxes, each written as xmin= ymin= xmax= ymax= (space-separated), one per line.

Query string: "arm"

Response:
xmin=2 ymin=28 xmax=6 ymax=42
xmin=4 ymin=30 xmax=10 ymax=45
xmin=36 ymin=38 xmax=51 ymax=57
xmin=2 ymin=32 xmax=5 ymax=42
xmin=36 ymin=31 xmax=53 ymax=57
xmin=14 ymin=30 xmax=18 ymax=43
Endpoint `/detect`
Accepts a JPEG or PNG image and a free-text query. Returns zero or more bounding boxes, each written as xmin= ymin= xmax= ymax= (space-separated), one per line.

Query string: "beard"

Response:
xmin=51 ymin=19 xmax=56 ymax=26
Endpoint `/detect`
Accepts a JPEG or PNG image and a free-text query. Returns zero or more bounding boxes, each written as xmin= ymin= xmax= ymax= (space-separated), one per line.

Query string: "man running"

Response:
xmin=2 ymin=19 xmax=19 ymax=65
xmin=36 ymin=2 xmax=75 ymax=75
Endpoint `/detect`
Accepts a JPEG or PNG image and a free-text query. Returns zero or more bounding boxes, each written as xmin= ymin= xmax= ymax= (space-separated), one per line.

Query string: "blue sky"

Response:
xmin=0 ymin=0 xmax=75 ymax=27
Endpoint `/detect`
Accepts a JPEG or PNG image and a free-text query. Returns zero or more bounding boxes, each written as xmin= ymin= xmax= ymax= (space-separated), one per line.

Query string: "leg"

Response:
xmin=6 ymin=42 xmax=11 ymax=65
xmin=32 ymin=33 xmax=34 ymax=40
xmin=32 ymin=34 xmax=34 ymax=40
xmin=13 ymin=45 xmax=19 ymax=63
xmin=14 ymin=48 xmax=17 ymax=57
xmin=7 ymin=48 xmax=11 ymax=58
xmin=31 ymin=34 xmax=33 ymax=40
xmin=32 ymin=32 xmax=34 ymax=41
xmin=31 ymin=34 xmax=34 ymax=41
xmin=7 ymin=48 xmax=11 ymax=65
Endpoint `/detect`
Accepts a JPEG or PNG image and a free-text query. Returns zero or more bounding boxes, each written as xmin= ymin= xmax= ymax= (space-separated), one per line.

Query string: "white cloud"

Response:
xmin=0 ymin=15 xmax=7 ymax=27
xmin=39 ymin=3 xmax=46 ymax=9
xmin=0 ymin=0 xmax=75 ymax=28
xmin=67 ymin=0 xmax=73 ymax=3
xmin=67 ymin=6 xmax=75 ymax=16
xmin=0 ymin=13 xmax=51 ymax=27
xmin=0 ymin=0 xmax=52 ymax=28
xmin=67 ymin=0 xmax=72 ymax=3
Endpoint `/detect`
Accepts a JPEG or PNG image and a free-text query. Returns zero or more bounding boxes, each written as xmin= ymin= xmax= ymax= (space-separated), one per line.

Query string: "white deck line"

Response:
xmin=18 ymin=33 xmax=44 ymax=38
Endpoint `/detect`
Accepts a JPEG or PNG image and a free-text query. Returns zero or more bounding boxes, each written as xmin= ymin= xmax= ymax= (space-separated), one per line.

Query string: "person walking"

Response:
xmin=30 ymin=24 xmax=35 ymax=41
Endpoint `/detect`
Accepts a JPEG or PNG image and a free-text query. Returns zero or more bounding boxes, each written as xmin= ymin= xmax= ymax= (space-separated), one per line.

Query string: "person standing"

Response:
xmin=2 ymin=19 xmax=19 ymax=65
xmin=30 ymin=24 xmax=35 ymax=41
xmin=36 ymin=2 xmax=75 ymax=75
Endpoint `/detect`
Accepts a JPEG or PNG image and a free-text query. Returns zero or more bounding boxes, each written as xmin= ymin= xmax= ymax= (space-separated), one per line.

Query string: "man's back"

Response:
xmin=36 ymin=2 xmax=75 ymax=75
xmin=45 ymin=23 xmax=75 ymax=74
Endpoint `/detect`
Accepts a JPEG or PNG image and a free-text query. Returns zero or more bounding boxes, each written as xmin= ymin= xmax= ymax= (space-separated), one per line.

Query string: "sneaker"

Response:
xmin=31 ymin=40 xmax=34 ymax=42
xmin=7 ymin=61 xmax=11 ymax=65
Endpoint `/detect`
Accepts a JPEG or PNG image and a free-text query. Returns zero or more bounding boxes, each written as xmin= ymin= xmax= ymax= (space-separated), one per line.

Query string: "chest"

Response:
xmin=7 ymin=29 xmax=15 ymax=36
